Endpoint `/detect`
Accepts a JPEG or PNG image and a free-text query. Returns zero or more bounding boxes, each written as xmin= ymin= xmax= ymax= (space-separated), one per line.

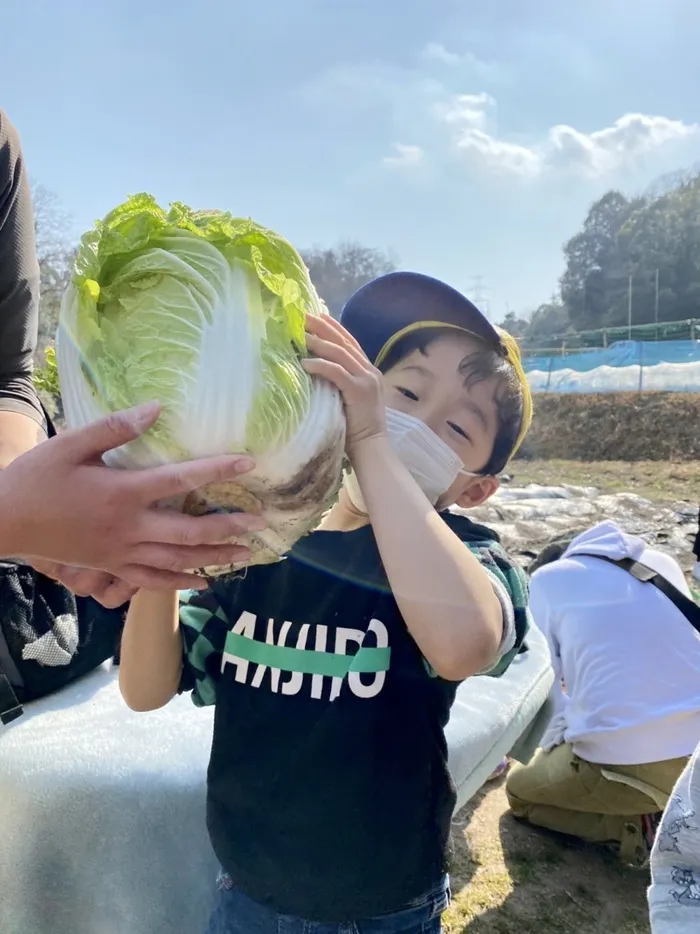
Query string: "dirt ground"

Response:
xmin=509 ymin=459 xmax=700 ymax=504
xmin=443 ymin=777 xmax=651 ymax=934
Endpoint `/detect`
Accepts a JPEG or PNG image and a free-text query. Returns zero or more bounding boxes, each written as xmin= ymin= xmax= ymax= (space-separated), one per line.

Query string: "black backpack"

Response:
xmin=0 ymin=564 xmax=126 ymax=724
xmin=0 ymin=410 xmax=126 ymax=726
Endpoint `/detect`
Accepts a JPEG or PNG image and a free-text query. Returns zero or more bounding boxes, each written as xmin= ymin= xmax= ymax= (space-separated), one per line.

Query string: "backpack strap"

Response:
xmin=577 ymin=553 xmax=700 ymax=636
xmin=0 ymin=615 xmax=24 ymax=724
xmin=43 ymin=402 xmax=57 ymax=439
xmin=0 ymin=671 xmax=23 ymax=725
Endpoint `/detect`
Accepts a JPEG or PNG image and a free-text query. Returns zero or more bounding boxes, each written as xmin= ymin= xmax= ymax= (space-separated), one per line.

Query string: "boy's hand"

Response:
xmin=302 ymin=315 xmax=386 ymax=459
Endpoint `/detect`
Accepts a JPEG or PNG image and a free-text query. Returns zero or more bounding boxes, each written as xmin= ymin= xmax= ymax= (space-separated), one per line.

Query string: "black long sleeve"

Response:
xmin=0 ymin=109 xmax=45 ymax=429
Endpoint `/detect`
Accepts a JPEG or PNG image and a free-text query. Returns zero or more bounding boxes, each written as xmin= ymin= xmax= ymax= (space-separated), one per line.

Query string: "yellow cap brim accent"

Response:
xmin=493 ymin=326 xmax=533 ymax=458
xmin=374 ymin=320 xmax=533 ymax=468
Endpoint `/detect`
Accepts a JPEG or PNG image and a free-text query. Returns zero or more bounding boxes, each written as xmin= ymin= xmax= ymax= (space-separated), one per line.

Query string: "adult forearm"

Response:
xmin=0 ymin=409 xmax=46 ymax=468
xmin=0 ymin=473 xmax=21 ymax=558
xmin=351 ymin=436 xmax=502 ymax=680
xmin=0 ymin=410 xmax=49 ymax=556
xmin=119 ymin=590 xmax=183 ymax=711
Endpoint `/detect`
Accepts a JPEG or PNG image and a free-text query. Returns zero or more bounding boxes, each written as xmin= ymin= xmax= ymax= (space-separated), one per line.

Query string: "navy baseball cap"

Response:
xmin=339 ymin=270 xmax=533 ymax=457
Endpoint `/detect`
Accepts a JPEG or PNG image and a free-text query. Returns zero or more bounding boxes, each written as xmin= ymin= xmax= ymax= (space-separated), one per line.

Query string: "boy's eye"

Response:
xmin=448 ymin=421 xmax=469 ymax=441
xmin=397 ymin=387 xmax=419 ymax=401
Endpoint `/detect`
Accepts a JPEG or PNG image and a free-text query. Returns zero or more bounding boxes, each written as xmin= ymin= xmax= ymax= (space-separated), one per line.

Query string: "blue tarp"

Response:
xmin=523 ymin=339 xmax=700 ymax=393
xmin=522 ymin=340 xmax=700 ymax=375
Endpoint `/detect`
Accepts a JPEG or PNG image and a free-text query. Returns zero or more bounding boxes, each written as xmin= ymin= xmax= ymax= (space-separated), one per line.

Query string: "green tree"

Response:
xmin=555 ymin=170 xmax=700 ymax=336
xmin=619 ymin=176 xmax=700 ymax=324
xmin=559 ymin=191 xmax=642 ymax=332
xmin=524 ymin=301 xmax=571 ymax=345
xmin=497 ymin=311 xmax=529 ymax=338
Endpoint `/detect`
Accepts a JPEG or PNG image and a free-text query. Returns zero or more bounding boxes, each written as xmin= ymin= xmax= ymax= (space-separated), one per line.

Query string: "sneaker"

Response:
xmin=486 ymin=758 xmax=511 ymax=783
xmin=619 ymin=815 xmax=661 ymax=868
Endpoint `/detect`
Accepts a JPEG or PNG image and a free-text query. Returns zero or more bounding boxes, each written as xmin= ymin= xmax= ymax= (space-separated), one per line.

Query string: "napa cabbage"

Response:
xmin=56 ymin=194 xmax=346 ymax=571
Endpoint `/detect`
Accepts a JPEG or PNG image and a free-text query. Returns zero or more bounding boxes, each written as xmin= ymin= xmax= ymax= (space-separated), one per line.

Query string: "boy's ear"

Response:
xmin=455 ymin=474 xmax=500 ymax=509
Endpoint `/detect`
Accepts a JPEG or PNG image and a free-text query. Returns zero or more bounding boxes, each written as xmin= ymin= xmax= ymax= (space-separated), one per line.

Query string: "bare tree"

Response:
xmin=28 ymin=185 xmax=75 ymax=422
xmin=31 ymin=184 xmax=75 ymax=356
xmin=301 ymin=241 xmax=397 ymax=318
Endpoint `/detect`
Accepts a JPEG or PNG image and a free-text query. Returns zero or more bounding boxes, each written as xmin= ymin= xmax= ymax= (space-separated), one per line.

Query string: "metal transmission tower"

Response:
xmin=467 ymin=275 xmax=490 ymax=320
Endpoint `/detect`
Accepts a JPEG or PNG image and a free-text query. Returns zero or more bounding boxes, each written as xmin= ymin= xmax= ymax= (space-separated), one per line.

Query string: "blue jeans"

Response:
xmin=204 ymin=872 xmax=450 ymax=933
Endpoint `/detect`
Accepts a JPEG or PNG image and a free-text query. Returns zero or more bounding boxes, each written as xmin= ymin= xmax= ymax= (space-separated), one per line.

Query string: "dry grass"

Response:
xmin=444 ymin=780 xmax=651 ymax=934
xmin=509 ymin=459 xmax=700 ymax=504
xmin=521 ymin=392 xmax=700 ymax=463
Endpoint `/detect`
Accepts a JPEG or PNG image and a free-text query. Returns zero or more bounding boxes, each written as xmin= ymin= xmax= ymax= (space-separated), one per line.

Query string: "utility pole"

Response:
xmin=654 ymin=268 xmax=660 ymax=327
xmin=627 ymin=273 xmax=633 ymax=340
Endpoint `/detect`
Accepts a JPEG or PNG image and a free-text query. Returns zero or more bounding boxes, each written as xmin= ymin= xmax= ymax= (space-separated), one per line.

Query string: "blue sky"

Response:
xmin=4 ymin=0 xmax=700 ymax=320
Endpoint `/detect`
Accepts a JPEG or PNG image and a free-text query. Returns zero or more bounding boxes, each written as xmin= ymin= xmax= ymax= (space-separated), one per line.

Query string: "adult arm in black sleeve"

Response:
xmin=0 ymin=109 xmax=47 ymax=468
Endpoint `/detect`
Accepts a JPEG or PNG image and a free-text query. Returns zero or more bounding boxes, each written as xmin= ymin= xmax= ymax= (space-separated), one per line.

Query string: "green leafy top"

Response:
xmin=33 ymin=345 xmax=60 ymax=397
xmin=60 ymin=194 xmax=325 ymax=456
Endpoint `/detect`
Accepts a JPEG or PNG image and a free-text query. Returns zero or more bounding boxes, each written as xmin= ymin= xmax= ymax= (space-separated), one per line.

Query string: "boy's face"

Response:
xmin=381 ymin=330 xmax=501 ymax=510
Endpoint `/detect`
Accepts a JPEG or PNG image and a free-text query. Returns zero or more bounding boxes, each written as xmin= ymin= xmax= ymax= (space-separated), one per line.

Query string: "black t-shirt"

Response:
xmin=0 ymin=109 xmax=44 ymax=429
xmin=179 ymin=511 xmax=529 ymax=922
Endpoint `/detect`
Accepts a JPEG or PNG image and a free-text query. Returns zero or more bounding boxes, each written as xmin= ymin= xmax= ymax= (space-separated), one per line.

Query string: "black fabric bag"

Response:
xmin=0 ymin=407 xmax=126 ymax=726
xmin=0 ymin=563 xmax=126 ymax=724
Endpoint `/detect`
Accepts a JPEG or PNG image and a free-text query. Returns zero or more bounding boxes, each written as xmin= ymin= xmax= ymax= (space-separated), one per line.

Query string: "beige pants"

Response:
xmin=506 ymin=743 xmax=688 ymax=865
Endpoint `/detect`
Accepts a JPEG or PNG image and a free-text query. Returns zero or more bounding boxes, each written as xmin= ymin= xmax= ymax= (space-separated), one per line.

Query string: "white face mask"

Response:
xmin=344 ymin=408 xmax=480 ymax=513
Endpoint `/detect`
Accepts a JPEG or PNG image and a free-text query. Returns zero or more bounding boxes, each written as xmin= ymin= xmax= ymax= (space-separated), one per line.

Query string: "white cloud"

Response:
xmin=298 ymin=62 xmax=445 ymax=134
xmin=383 ymin=143 xmax=424 ymax=168
xmin=300 ymin=51 xmax=699 ymax=181
xmin=435 ymin=93 xmax=540 ymax=176
xmin=421 ymin=44 xmax=510 ymax=85
xmin=438 ymin=92 xmax=494 ymax=128
xmin=458 ymin=131 xmax=542 ymax=175
xmin=547 ymin=114 xmax=698 ymax=175
xmin=423 ymin=42 xmax=461 ymax=66
xmin=435 ymin=92 xmax=699 ymax=177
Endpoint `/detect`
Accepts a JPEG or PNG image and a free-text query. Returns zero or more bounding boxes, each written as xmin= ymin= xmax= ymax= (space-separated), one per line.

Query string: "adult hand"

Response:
xmin=0 ymin=401 xmax=266 ymax=591
xmin=28 ymin=560 xmax=137 ymax=609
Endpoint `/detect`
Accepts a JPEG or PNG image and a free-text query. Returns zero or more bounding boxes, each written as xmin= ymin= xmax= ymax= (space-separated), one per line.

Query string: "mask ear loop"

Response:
xmin=457 ymin=468 xmax=482 ymax=480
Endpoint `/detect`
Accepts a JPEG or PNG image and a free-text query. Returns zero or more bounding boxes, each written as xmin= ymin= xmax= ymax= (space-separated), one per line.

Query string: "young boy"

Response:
xmin=119 ymin=271 xmax=534 ymax=933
